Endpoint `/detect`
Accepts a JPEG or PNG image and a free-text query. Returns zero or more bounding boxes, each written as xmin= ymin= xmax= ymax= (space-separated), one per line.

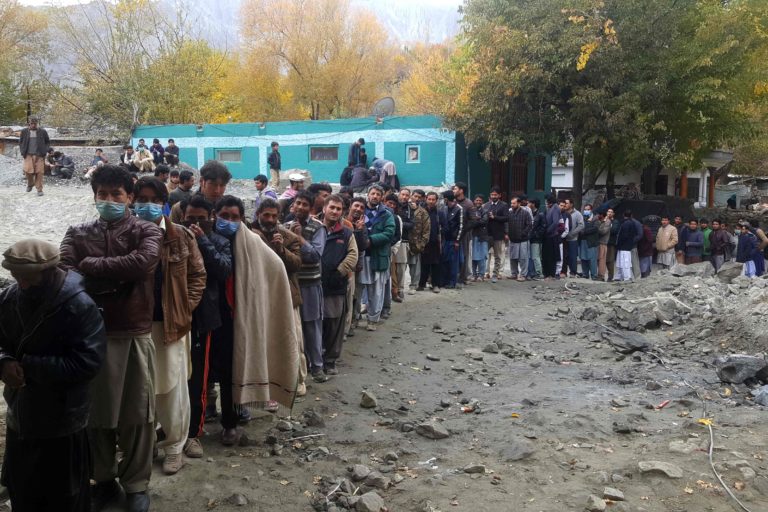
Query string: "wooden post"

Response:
xmin=680 ymin=173 xmax=688 ymax=199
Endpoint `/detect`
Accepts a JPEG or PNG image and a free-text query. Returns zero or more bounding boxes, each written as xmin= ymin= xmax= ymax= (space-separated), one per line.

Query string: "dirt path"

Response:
xmin=88 ymin=278 xmax=768 ymax=512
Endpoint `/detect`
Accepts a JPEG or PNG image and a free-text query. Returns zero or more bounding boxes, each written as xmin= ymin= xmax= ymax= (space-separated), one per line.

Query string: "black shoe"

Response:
xmin=91 ymin=480 xmax=121 ymax=512
xmin=126 ymin=491 xmax=150 ymax=512
xmin=325 ymin=365 xmax=339 ymax=376
xmin=205 ymin=404 xmax=219 ymax=421
xmin=312 ymin=370 xmax=329 ymax=383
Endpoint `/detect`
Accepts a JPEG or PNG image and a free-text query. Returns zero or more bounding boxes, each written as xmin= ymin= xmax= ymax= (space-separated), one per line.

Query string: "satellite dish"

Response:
xmin=372 ymin=97 xmax=396 ymax=118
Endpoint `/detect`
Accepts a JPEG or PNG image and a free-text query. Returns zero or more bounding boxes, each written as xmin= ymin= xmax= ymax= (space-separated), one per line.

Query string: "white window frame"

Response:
xmin=215 ymin=149 xmax=242 ymax=163
xmin=406 ymin=144 xmax=421 ymax=164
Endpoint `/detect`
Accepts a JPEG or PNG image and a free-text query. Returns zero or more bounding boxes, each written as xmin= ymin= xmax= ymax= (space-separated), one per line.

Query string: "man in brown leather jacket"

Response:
xmin=59 ymin=165 xmax=162 ymax=512
xmin=133 ymin=177 xmax=206 ymax=476
xmin=251 ymin=197 xmax=307 ymax=395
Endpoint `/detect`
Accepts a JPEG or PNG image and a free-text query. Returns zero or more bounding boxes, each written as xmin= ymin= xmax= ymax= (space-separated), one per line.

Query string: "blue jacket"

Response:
xmin=683 ymin=229 xmax=704 ymax=257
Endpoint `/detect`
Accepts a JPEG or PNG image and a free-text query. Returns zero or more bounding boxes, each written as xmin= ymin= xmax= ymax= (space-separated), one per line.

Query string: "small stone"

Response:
xmin=227 ymin=493 xmax=249 ymax=506
xmin=646 ymin=380 xmax=662 ymax=391
xmin=440 ymin=399 xmax=451 ymax=408
xmin=603 ymin=487 xmax=625 ymax=501
xmin=543 ymin=350 xmax=556 ymax=361
xmin=392 ymin=473 xmax=405 ymax=484
xmin=364 ymin=471 xmax=390 ymax=490
xmin=415 ymin=422 xmax=450 ymax=439
xmin=360 ymin=391 xmax=378 ymax=409
xmin=356 ymin=491 xmax=385 ymax=512
xmin=463 ymin=463 xmax=486 ymax=474
xmin=426 ymin=354 xmax=440 ymax=361
xmin=384 ymin=451 xmax=399 ymax=462
xmin=638 ymin=460 xmax=683 ymax=478
xmin=499 ymin=438 xmax=536 ymax=461
xmin=482 ymin=343 xmax=499 ymax=354
xmin=611 ymin=474 xmax=624 ymax=483
xmin=276 ymin=420 xmax=292 ymax=432
xmin=740 ymin=467 xmax=757 ymax=480
xmin=302 ymin=409 xmax=326 ymax=428
xmin=351 ymin=464 xmax=372 ymax=481
xmin=585 ymin=494 xmax=606 ymax=511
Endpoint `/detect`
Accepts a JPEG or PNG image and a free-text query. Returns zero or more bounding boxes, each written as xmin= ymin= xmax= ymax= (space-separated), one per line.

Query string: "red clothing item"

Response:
xmin=637 ymin=225 xmax=655 ymax=257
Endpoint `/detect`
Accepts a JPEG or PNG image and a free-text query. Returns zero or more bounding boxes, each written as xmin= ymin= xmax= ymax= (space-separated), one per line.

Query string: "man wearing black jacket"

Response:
xmin=267 ymin=141 xmax=282 ymax=190
xmin=483 ymin=186 xmax=509 ymax=283
xmin=19 ymin=117 xmax=50 ymax=196
xmin=453 ymin=182 xmax=477 ymax=285
xmin=529 ymin=199 xmax=546 ymax=279
xmin=0 ymin=239 xmax=106 ymax=512
xmin=180 ymin=195 xmax=233 ymax=459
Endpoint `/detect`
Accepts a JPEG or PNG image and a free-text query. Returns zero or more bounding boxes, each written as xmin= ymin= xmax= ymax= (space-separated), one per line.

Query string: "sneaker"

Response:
xmin=381 ymin=310 xmax=391 ymax=319
xmin=37 ymin=191 xmax=44 ymax=196
xmin=221 ymin=428 xmax=239 ymax=446
xmin=184 ymin=438 xmax=204 ymax=458
xmin=416 ymin=286 xmax=425 ymax=291
xmin=491 ymin=277 xmax=497 ymax=283
xmin=26 ymin=186 xmax=32 ymax=193
xmin=91 ymin=480 xmax=121 ymax=512
xmin=325 ymin=366 xmax=339 ymax=375
xmin=238 ymin=407 xmax=251 ymax=424
xmin=125 ymin=491 xmax=150 ymax=512
xmin=162 ymin=453 xmax=184 ymax=475
xmin=366 ymin=322 xmax=377 ymax=331
xmin=432 ymin=287 xmax=441 ymax=293
xmin=312 ymin=370 xmax=329 ymax=383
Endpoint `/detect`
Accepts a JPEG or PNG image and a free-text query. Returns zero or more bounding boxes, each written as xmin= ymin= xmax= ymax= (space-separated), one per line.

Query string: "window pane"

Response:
xmin=310 ymin=146 xmax=338 ymax=161
xmin=216 ymin=150 xmax=241 ymax=162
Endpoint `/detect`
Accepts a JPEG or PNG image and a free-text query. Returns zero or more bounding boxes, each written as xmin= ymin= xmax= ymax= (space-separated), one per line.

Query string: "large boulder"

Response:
xmin=670 ymin=262 xmax=715 ymax=278
xmin=715 ymin=355 xmax=768 ymax=384
xmin=716 ymin=262 xmax=744 ymax=283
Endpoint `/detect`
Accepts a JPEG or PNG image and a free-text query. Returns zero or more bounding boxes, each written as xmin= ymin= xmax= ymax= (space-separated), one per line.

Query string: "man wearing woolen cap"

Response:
xmin=0 ymin=239 xmax=106 ymax=512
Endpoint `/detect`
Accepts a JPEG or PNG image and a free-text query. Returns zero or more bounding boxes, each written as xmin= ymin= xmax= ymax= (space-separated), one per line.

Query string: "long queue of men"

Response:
xmin=3 ymin=149 xmax=768 ymax=512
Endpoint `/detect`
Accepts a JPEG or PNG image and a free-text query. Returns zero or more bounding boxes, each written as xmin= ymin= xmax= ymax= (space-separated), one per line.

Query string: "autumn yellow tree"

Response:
xmin=239 ymin=0 xmax=397 ymax=120
xmin=0 ymin=0 xmax=49 ymax=123
xmin=396 ymin=43 xmax=465 ymax=116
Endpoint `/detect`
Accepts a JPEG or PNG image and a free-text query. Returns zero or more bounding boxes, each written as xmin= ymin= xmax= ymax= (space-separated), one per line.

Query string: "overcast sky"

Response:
xmin=21 ymin=0 xmax=463 ymax=6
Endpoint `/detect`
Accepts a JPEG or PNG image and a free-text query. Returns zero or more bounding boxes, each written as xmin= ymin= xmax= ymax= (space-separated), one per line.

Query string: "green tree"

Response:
xmin=448 ymin=0 xmax=768 ymax=204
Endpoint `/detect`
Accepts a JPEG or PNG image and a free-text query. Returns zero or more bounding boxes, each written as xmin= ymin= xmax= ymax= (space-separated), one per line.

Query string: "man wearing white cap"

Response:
xmin=0 ymin=239 xmax=106 ymax=512
xmin=279 ymin=173 xmax=305 ymax=201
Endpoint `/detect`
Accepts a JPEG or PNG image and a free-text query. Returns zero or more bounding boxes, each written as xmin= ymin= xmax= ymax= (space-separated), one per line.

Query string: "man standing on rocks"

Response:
xmin=60 ymin=165 xmax=162 ymax=512
xmin=286 ymin=191 xmax=327 ymax=381
xmin=360 ymin=185 xmax=395 ymax=330
xmin=507 ymin=197 xmax=532 ymax=281
xmin=700 ymin=218 xmax=712 ymax=263
xmin=674 ymin=216 xmax=687 ymax=264
xmin=484 ymin=186 xmax=509 ymax=283
xmin=180 ymin=195 xmax=232 ymax=459
xmin=615 ymin=210 xmax=638 ymax=282
xmin=320 ymin=195 xmax=358 ymax=375
xmin=252 ymin=198 xmax=306 ymax=394
xmin=596 ymin=211 xmax=611 ymax=280
xmin=637 ymin=218 xmax=655 ymax=278
xmin=440 ymin=190 xmax=463 ymax=288
xmin=563 ymin=198 xmax=583 ymax=277
xmin=170 ymin=161 xmax=231 ymax=223
xmin=453 ymin=182 xmax=478 ymax=286
xmin=19 ymin=116 xmax=50 ymax=196
xmin=400 ymin=188 xmax=429 ymax=295
xmin=133 ymin=177 xmax=206 ymax=476
xmin=418 ymin=191 xmax=442 ymax=292
xmin=267 ymin=141 xmax=282 ymax=190
xmin=655 ymin=215 xmax=678 ymax=269
xmin=709 ymin=219 xmax=731 ymax=272
xmin=682 ymin=219 xmax=704 ymax=264
xmin=345 ymin=197 xmax=369 ymax=336
xmin=0 ymin=239 xmax=106 ymax=512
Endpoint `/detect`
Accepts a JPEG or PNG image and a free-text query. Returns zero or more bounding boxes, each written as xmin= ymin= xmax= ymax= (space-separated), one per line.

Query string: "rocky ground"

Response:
xmin=0 ymin=158 xmax=767 ymax=511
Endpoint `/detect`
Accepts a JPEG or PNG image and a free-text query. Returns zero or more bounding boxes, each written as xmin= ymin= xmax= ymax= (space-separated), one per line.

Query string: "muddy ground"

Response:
xmin=0 ymin=170 xmax=767 ymax=512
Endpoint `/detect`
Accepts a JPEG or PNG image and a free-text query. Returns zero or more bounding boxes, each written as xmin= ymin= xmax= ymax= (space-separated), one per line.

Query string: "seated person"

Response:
xmin=51 ymin=150 xmax=75 ymax=179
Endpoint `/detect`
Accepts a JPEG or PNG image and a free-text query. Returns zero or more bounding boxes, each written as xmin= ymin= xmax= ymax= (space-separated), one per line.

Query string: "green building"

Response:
xmin=132 ymin=115 xmax=552 ymax=200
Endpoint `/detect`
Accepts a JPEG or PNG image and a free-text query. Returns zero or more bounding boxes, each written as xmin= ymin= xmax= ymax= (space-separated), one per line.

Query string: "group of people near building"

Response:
xmin=4 ymin=128 xmax=768 ymax=512
xmin=120 ymin=138 xmax=180 ymax=174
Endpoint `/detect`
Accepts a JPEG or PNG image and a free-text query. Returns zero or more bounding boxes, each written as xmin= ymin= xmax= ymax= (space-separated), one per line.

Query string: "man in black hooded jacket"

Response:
xmin=0 ymin=239 xmax=106 ymax=512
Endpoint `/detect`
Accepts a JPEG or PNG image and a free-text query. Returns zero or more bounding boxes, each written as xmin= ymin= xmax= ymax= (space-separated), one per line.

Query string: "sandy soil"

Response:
xmin=102 ymin=279 xmax=767 ymax=512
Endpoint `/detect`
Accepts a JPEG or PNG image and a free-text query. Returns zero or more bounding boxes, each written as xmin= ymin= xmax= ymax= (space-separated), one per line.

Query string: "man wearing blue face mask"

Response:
xmin=59 ymin=165 xmax=162 ymax=512
xmin=134 ymin=177 xmax=206 ymax=476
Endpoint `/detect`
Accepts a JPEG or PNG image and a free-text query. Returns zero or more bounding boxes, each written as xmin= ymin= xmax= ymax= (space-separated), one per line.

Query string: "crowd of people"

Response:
xmin=4 ymin=130 xmax=768 ymax=512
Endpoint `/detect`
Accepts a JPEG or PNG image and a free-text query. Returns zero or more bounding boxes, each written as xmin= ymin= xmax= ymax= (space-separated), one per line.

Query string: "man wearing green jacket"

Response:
xmin=360 ymin=185 xmax=395 ymax=331
xmin=700 ymin=218 xmax=712 ymax=263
